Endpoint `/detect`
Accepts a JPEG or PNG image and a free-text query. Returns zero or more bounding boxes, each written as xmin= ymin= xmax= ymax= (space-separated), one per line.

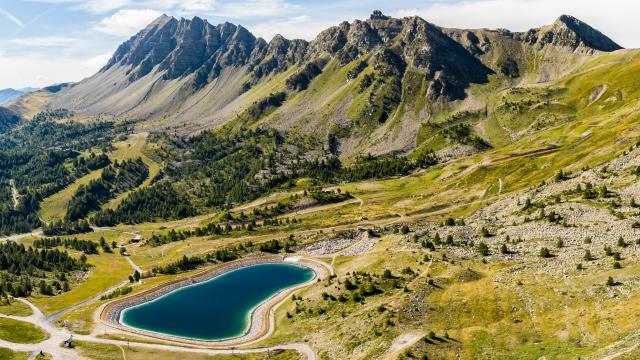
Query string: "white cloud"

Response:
xmin=174 ymin=0 xmax=215 ymax=14
xmin=249 ymin=15 xmax=332 ymax=40
xmin=26 ymin=0 xmax=215 ymax=14
xmin=81 ymin=52 xmax=112 ymax=68
xmin=0 ymin=54 xmax=105 ymax=88
xmin=131 ymin=0 xmax=215 ymax=15
xmin=21 ymin=0 xmax=82 ymax=3
xmin=76 ymin=0 xmax=131 ymax=14
xmin=94 ymin=9 xmax=163 ymax=36
xmin=0 ymin=7 xmax=24 ymax=27
xmin=392 ymin=0 xmax=639 ymax=48
xmin=215 ymin=0 xmax=301 ymax=19
xmin=9 ymin=36 xmax=77 ymax=47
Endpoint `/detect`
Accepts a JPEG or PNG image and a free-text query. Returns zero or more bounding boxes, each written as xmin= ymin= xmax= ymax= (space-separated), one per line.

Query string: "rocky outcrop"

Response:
xmin=103 ymin=15 xmax=264 ymax=88
xmin=303 ymin=12 xmax=493 ymax=101
xmin=100 ymin=11 xmax=621 ymax=102
xmin=248 ymin=35 xmax=309 ymax=84
xmin=524 ymin=15 xmax=622 ymax=53
xmin=399 ymin=16 xmax=492 ymax=101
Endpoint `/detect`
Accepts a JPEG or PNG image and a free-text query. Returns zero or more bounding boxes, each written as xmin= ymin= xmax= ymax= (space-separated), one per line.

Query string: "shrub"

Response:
xmin=584 ymin=250 xmax=593 ymax=261
xmin=445 ymin=235 xmax=454 ymax=245
xmin=604 ymin=246 xmax=613 ymax=256
xmin=539 ymin=247 xmax=552 ymax=258
xmin=500 ymin=244 xmax=509 ymax=254
xmin=618 ymin=237 xmax=627 ymax=247
xmin=477 ymin=242 xmax=490 ymax=256
xmin=480 ymin=227 xmax=492 ymax=237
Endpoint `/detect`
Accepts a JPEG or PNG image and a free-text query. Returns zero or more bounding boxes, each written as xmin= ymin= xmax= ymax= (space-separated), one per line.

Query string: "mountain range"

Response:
xmin=10 ymin=11 xmax=622 ymax=158
xmin=0 ymin=87 xmax=39 ymax=105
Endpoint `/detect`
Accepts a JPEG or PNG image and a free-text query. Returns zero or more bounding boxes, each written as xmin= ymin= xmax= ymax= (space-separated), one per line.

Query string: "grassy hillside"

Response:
xmin=39 ymin=132 xmax=160 ymax=222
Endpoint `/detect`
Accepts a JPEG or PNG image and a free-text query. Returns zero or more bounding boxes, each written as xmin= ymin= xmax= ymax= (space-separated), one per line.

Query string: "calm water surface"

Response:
xmin=120 ymin=263 xmax=314 ymax=341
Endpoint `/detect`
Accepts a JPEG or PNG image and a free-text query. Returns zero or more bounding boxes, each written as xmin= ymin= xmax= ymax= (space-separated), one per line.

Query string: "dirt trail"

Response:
xmin=386 ymin=332 xmax=424 ymax=360
xmin=125 ymin=257 xmax=143 ymax=274
xmin=9 ymin=179 xmax=19 ymax=209
xmin=0 ymin=230 xmax=43 ymax=243
xmin=47 ymin=280 xmax=130 ymax=324
xmin=593 ymin=330 xmax=640 ymax=360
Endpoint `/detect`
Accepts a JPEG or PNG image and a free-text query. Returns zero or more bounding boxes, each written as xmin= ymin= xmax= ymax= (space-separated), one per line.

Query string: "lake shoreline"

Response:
xmin=99 ymin=255 xmax=329 ymax=347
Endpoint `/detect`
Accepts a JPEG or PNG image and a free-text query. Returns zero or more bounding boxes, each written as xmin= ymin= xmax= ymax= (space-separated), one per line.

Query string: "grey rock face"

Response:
xmin=248 ymin=35 xmax=309 ymax=81
xmin=103 ymin=15 xmax=263 ymax=88
xmin=101 ymin=11 xmax=622 ymax=102
xmin=524 ymin=15 xmax=622 ymax=53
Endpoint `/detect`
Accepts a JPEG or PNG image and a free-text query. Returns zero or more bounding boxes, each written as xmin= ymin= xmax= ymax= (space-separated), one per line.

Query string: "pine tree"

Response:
xmin=539 ymin=247 xmax=552 ymax=258
xmin=584 ymin=250 xmax=593 ymax=261
xmin=477 ymin=242 xmax=490 ymax=256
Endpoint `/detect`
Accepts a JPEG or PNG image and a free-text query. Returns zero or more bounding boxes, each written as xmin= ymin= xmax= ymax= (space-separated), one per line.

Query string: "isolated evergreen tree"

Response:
xmin=477 ymin=242 xmax=490 ymax=256
xmin=500 ymin=244 xmax=509 ymax=254
xmin=539 ymin=247 xmax=552 ymax=258
xmin=584 ymin=250 xmax=593 ymax=261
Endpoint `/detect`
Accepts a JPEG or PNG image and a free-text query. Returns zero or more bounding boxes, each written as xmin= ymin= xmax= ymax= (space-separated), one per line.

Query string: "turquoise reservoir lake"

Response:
xmin=120 ymin=263 xmax=314 ymax=341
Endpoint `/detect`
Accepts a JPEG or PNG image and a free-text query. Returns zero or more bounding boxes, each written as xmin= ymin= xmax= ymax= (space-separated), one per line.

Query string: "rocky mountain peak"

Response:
xmin=528 ymin=14 xmax=622 ymax=52
xmin=370 ymin=10 xmax=390 ymax=21
xmin=101 ymin=12 xmax=622 ymax=93
xmin=102 ymin=15 xmax=265 ymax=88
xmin=81 ymin=11 xmax=626 ymax=129
xmin=247 ymin=34 xmax=308 ymax=83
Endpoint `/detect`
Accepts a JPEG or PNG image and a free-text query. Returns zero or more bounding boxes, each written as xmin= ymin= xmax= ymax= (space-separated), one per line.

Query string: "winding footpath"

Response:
xmin=0 ymin=254 xmax=329 ymax=360
xmin=9 ymin=179 xmax=19 ymax=210
xmin=124 ymin=257 xmax=143 ymax=274
xmin=0 ymin=230 xmax=44 ymax=243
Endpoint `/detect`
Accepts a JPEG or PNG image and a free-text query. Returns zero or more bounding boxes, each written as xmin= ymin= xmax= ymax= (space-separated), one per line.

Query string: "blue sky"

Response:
xmin=0 ymin=0 xmax=637 ymax=89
